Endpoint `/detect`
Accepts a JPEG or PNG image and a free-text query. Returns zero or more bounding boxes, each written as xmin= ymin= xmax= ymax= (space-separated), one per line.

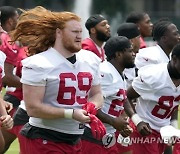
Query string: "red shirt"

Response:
xmin=0 ymin=32 xmax=22 ymax=66
xmin=7 ymin=48 xmax=27 ymax=101
xmin=0 ymin=32 xmax=27 ymax=100
xmin=140 ymin=36 xmax=147 ymax=49
xmin=82 ymin=38 xmax=105 ymax=61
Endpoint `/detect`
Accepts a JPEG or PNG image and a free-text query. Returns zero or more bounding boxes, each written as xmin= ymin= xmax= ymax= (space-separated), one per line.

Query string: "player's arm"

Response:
xmin=0 ymin=95 xmax=7 ymax=116
xmin=124 ymin=85 xmax=152 ymax=136
xmin=0 ymin=94 xmax=13 ymax=130
xmin=2 ymin=62 xmax=21 ymax=88
xmin=88 ymin=84 xmax=103 ymax=109
xmin=97 ymin=109 xmax=129 ymax=129
xmin=170 ymin=108 xmax=178 ymax=128
xmin=124 ymin=86 xmax=139 ymax=117
xmin=23 ymin=84 xmax=90 ymax=123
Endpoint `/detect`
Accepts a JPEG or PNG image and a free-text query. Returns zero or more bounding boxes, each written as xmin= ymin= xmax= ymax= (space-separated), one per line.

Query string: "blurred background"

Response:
xmin=0 ymin=0 xmax=180 ymax=41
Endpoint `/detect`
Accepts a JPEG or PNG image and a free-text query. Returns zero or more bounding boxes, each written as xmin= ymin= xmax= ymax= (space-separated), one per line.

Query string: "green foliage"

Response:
xmin=92 ymin=0 xmax=127 ymax=16
xmin=33 ymin=0 xmax=51 ymax=7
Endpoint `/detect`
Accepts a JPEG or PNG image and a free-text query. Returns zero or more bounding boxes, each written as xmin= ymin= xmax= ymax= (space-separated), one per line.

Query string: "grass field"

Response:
xmin=5 ymin=112 xmax=180 ymax=153
xmin=5 ymin=139 xmax=19 ymax=154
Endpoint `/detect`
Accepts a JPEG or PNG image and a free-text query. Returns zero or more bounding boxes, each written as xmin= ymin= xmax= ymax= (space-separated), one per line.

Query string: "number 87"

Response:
xmin=151 ymin=95 xmax=180 ymax=119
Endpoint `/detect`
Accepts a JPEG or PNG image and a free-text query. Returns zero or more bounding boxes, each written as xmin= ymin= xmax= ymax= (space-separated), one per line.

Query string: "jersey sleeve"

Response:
xmin=92 ymin=65 xmax=101 ymax=86
xmin=82 ymin=41 xmax=91 ymax=51
xmin=100 ymin=62 xmax=122 ymax=98
xmin=132 ymin=66 xmax=155 ymax=99
xmin=21 ymin=57 xmax=47 ymax=86
xmin=0 ymin=33 xmax=19 ymax=66
xmin=0 ymin=51 xmax=6 ymax=78
xmin=100 ymin=71 xmax=114 ymax=98
xmin=90 ymin=55 xmax=101 ymax=86
xmin=135 ymin=49 xmax=158 ymax=69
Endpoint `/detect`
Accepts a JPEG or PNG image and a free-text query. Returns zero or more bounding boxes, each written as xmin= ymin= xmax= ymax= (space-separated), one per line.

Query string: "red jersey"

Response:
xmin=7 ymin=48 xmax=27 ymax=101
xmin=140 ymin=36 xmax=146 ymax=49
xmin=82 ymin=38 xmax=105 ymax=61
xmin=0 ymin=32 xmax=28 ymax=100
xmin=0 ymin=32 xmax=22 ymax=66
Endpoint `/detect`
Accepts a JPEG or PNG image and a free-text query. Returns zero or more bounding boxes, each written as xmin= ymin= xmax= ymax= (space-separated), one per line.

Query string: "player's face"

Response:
xmin=130 ymin=36 xmax=141 ymax=54
xmin=10 ymin=11 xmax=19 ymax=31
xmin=123 ymin=46 xmax=135 ymax=68
xmin=95 ymin=20 xmax=111 ymax=42
xmin=164 ymin=24 xmax=180 ymax=50
xmin=173 ymin=56 xmax=180 ymax=78
xmin=61 ymin=20 xmax=82 ymax=53
xmin=138 ymin=14 xmax=153 ymax=37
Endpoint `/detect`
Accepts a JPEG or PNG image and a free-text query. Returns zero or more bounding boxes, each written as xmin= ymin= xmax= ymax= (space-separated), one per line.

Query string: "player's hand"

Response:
xmin=120 ymin=125 xmax=133 ymax=137
xmin=0 ymin=115 xmax=13 ymax=130
xmin=4 ymin=101 xmax=13 ymax=113
xmin=137 ymin=121 xmax=152 ymax=136
xmin=113 ymin=116 xmax=129 ymax=131
xmin=82 ymin=102 xmax=97 ymax=115
xmin=72 ymin=109 xmax=90 ymax=123
xmin=89 ymin=114 xmax=106 ymax=140
xmin=166 ymin=136 xmax=177 ymax=146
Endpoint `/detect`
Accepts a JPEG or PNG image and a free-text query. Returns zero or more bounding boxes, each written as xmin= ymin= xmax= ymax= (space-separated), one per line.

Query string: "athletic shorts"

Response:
xmin=130 ymin=126 xmax=166 ymax=154
xmin=8 ymin=107 xmax=29 ymax=136
xmin=4 ymin=93 xmax=21 ymax=116
xmin=173 ymin=143 xmax=180 ymax=154
xmin=81 ymin=139 xmax=118 ymax=154
xmin=20 ymin=137 xmax=82 ymax=154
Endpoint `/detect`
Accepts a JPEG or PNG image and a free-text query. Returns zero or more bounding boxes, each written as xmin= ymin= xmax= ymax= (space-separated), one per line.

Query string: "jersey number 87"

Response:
xmin=151 ymin=95 xmax=180 ymax=119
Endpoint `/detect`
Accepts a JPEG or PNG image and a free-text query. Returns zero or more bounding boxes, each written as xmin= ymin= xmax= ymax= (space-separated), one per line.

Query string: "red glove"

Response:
xmin=82 ymin=102 xmax=97 ymax=115
xmin=89 ymin=114 xmax=106 ymax=140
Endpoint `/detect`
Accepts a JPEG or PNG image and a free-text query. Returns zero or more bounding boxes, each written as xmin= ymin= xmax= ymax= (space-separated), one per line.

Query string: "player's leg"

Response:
xmin=131 ymin=129 xmax=166 ymax=154
xmin=1 ymin=94 xmax=21 ymax=152
xmin=1 ymin=129 xmax=16 ymax=152
xmin=164 ymin=146 xmax=172 ymax=154
xmin=0 ymin=130 xmax=5 ymax=153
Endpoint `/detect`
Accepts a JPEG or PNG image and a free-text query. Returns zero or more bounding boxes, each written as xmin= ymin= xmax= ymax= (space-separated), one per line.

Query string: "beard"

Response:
xmin=62 ymin=37 xmax=81 ymax=53
xmin=96 ymin=30 xmax=110 ymax=42
xmin=124 ymin=62 xmax=135 ymax=69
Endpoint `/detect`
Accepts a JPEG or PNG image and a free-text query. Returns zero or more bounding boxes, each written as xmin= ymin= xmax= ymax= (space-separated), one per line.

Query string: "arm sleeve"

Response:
xmin=0 ymin=51 xmax=6 ymax=78
xmin=100 ymin=73 xmax=116 ymax=98
xmin=135 ymin=51 xmax=158 ymax=69
xmin=132 ymin=67 xmax=155 ymax=99
xmin=21 ymin=58 xmax=47 ymax=86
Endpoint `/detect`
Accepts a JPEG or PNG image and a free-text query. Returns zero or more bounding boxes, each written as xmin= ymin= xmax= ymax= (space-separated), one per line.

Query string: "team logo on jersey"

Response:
xmin=11 ymin=49 xmax=17 ymax=53
xmin=140 ymin=76 xmax=144 ymax=82
xmin=101 ymin=74 xmax=104 ymax=77
xmin=143 ymin=58 xmax=148 ymax=61
xmin=24 ymin=66 xmax=33 ymax=69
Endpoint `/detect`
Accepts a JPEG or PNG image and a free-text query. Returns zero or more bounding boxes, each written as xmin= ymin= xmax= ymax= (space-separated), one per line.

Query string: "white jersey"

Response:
xmin=100 ymin=61 xmax=126 ymax=133
xmin=132 ymin=63 xmax=180 ymax=132
xmin=21 ymin=48 xmax=101 ymax=134
xmin=123 ymin=67 xmax=138 ymax=88
xmin=0 ymin=50 xmax=6 ymax=78
xmin=135 ymin=45 xmax=170 ymax=69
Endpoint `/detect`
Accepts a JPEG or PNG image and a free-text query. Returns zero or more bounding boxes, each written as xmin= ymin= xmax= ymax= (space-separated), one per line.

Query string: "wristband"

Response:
xmin=64 ymin=109 xmax=74 ymax=119
xmin=170 ymin=120 xmax=178 ymax=129
xmin=131 ymin=113 xmax=143 ymax=126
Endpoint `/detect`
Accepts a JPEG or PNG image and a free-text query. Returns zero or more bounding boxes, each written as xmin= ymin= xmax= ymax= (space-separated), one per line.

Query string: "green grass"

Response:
xmin=5 ymin=139 xmax=19 ymax=154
